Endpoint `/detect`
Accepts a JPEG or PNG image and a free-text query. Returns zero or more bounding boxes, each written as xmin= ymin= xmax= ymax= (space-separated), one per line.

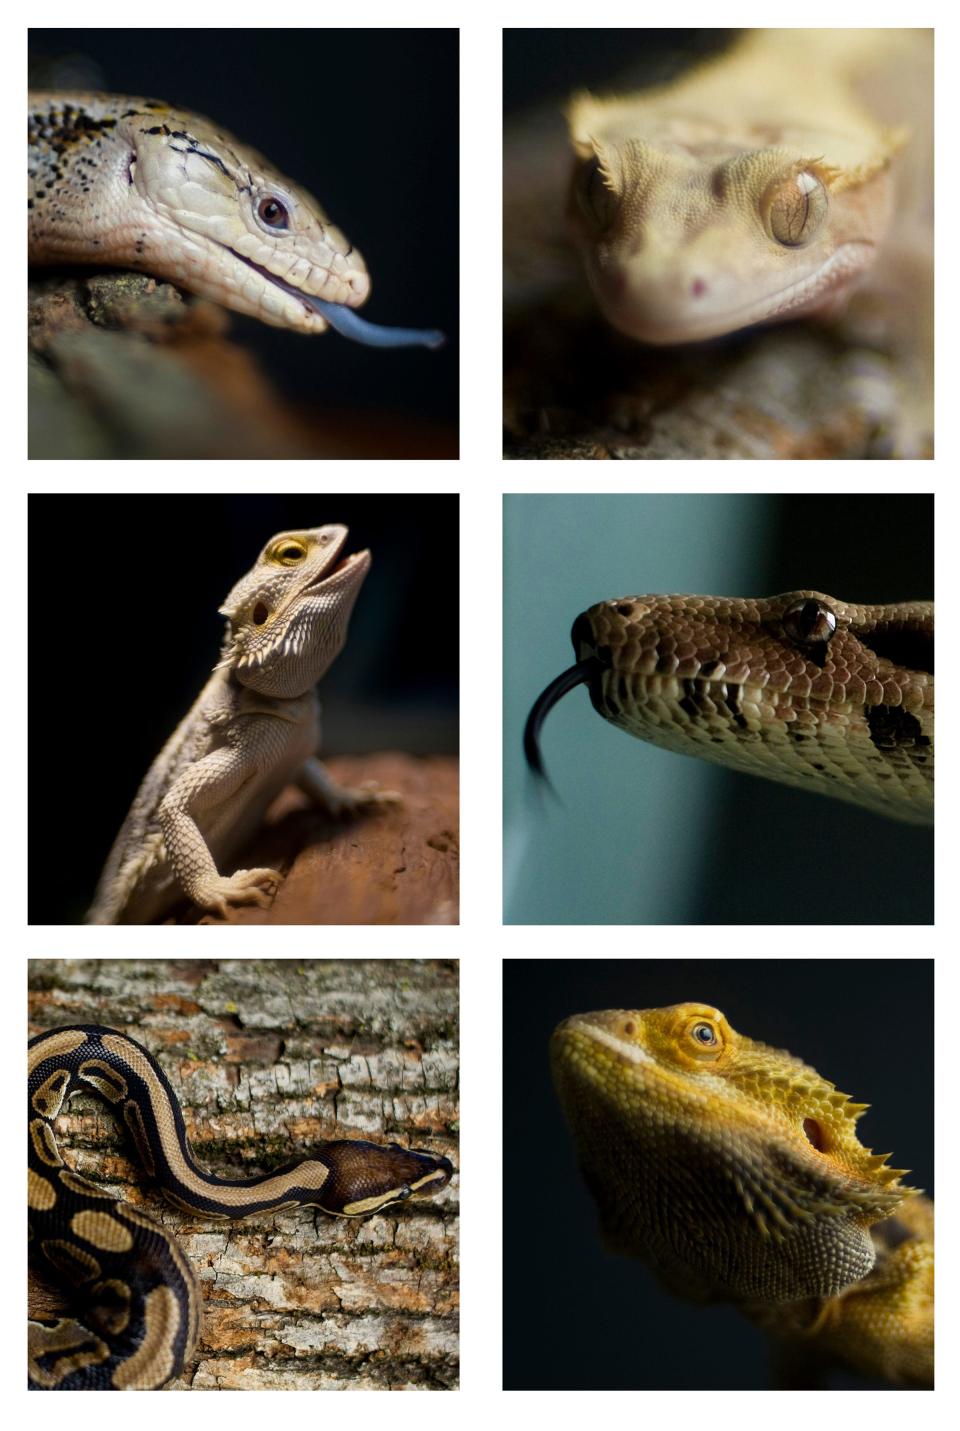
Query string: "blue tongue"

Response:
xmin=310 ymin=297 xmax=445 ymax=350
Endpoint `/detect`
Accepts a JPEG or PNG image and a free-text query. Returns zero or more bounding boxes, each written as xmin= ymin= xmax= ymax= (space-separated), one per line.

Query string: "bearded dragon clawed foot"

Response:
xmin=87 ymin=525 xmax=399 ymax=925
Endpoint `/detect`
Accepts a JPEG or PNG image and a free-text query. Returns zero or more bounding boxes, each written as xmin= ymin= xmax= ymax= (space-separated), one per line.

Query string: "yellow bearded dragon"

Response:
xmin=551 ymin=1002 xmax=933 ymax=1388
xmin=504 ymin=29 xmax=932 ymax=457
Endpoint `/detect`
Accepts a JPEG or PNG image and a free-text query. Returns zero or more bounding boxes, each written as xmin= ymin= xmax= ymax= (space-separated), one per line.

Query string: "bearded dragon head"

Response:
xmin=551 ymin=1002 xmax=914 ymax=1305
xmin=218 ymin=526 xmax=371 ymax=697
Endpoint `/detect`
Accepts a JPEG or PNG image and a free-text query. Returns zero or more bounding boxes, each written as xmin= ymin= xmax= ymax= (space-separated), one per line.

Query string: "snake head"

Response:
xmin=319 ymin=1139 xmax=454 ymax=1217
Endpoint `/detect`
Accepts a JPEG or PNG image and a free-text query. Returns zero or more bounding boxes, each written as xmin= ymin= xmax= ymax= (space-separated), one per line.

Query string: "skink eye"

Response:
xmin=257 ymin=195 xmax=289 ymax=230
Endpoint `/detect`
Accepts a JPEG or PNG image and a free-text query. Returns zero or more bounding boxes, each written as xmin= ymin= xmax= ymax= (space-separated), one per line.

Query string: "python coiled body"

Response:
xmin=28 ymin=92 xmax=444 ymax=348
xmin=28 ymin=1025 xmax=453 ymax=1390
xmin=525 ymin=591 xmax=933 ymax=823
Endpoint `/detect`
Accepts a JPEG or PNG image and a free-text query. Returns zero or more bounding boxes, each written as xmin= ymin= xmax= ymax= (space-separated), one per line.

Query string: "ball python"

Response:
xmin=28 ymin=92 xmax=444 ymax=348
xmin=525 ymin=590 xmax=933 ymax=823
xmin=28 ymin=1025 xmax=453 ymax=1390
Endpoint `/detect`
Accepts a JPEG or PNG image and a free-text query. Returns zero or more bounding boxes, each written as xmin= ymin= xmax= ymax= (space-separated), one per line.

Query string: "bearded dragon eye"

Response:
xmin=763 ymin=170 xmax=828 ymax=247
xmin=257 ymin=195 xmax=289 ymax=230
xmin=783 ymin=598 xmax=837 ymax=646
xmin=277 ymin=544 xmax=305 ymax=562
xmin=576 ymin=157 xmax=619 ymax=231
xmin=691 ymin=1022 xmax=717 ymax=1046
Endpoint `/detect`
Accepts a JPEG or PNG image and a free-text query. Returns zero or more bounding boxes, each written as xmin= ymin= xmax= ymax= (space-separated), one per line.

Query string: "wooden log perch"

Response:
xmin=28 ymin=958 xmax=460 ymax=1391
xmin=28 ymin=272 xmax=456 ymax=459
xmin=504 ymin=303 xmax=927 ymax=460
xmin=171 ymin=753 xmax=459 ymax=927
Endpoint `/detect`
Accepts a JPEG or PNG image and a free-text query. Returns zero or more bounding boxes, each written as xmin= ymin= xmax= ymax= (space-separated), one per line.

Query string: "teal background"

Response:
xmin=503 ymin=493 xmax=933 ymax=925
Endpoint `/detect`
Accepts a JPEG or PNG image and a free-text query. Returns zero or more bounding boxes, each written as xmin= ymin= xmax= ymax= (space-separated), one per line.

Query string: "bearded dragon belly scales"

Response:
xmin=552 ymin=1003 xmax=933 ymax=1387
xmin=88 ymin=526 xmax=398 ymax=925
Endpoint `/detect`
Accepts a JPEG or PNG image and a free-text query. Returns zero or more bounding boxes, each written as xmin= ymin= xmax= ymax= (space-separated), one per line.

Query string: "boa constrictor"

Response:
xmin=525 ymin=591 xmax=933 ymax=824
xmin=28 ymin=1025 xmax=453 ymax=1390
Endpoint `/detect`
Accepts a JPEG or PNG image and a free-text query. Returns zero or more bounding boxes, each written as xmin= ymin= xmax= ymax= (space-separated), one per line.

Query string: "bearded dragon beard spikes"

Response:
xmin=87 ymin=526 xmax=400 ymax=925
xmin=28 ymin=91 xmax=444 ymax=348
xmin=526 ymin=590 xmax=934 ymax=825
xmin=551 ymin=1003 xmax=934 ymax=1388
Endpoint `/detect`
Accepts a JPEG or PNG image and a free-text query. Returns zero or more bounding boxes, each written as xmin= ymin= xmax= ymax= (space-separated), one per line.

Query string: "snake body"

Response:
xmin=28 ymin=1025 xmax=453 ymax=1390
xmin=28 ymin=92 xmax=444 ymax=348
xmin=525 ymin=590 xmax=933 ymax=824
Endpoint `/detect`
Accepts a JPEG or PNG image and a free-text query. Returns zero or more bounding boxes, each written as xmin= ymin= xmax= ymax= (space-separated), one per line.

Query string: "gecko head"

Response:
xmin=219 ymin=525 xmax=371 ymax=697
xmin=128 ymin=107 xmax=370 ymax=333
xmin=565 ymin=93 xmax=895 ymax=344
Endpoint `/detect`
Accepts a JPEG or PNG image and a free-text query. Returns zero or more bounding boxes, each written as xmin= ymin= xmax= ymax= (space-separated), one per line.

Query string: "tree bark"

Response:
xmin=28 ymin=958 xmax=459 ymax=1391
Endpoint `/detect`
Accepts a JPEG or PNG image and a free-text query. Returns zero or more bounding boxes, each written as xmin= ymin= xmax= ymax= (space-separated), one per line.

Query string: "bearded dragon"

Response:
xmin=551 ymin=1002 xmax=933 ymax=1388
xmin=28 ymin=92 xmax=444 ymax=348
xmin=87 ymin=525 xmax=397 ymax=925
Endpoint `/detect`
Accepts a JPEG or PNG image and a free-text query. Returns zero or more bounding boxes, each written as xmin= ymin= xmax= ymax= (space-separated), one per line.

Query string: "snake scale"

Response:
xmin=28 ymin=91 xmax=444 ymax=348
xmin=28 ymin=1026 xmax=453 ymax=1390
xmin=526 ymin=591 xmax=933 ymax=823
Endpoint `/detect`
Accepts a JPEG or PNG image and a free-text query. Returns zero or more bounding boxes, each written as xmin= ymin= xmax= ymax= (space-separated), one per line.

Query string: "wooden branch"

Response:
xmin=28 ymin=958 xmax=459 ymax=1390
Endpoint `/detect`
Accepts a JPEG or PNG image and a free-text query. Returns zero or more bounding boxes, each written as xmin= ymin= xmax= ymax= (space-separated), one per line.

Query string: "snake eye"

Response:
xmin=691 ymin=1022 xmax=718 ymax=1047
xmin=783 ymin=598 xmax=838 ymax=647
xmin=257 ymin=194 xmax=289 ymax=230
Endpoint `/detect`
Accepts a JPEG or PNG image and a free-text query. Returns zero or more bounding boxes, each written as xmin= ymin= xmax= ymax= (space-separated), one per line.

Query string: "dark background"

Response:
xmin=505 ymin=493 xmax=934 ymax=925
xmin=502 ymin=958 xmax=934 ymax=1390
xmin=29 ymin=28 xmax=458 ymax=435
xmin=29 ymin=494 xmax=458 ymax=924
xmin=504 ymin=28 xmax=734 ymax=112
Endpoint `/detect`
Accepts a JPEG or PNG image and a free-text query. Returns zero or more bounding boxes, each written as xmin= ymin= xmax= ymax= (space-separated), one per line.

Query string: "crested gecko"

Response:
xmin=505 ymin=30 xmax=933 ymax=457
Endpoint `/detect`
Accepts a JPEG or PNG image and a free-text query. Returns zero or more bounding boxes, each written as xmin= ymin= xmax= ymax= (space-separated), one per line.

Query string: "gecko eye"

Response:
xmin=783 ymin=598 xmax=837 ymax=647
xmin=252 ymin=602 xmax=269 ymax=625
xmin=762 ymin=170 xmax=828 ymax=246
xmin=575 ymin=156 xmax=619 ymax=231
xmin=691 ymin=1022 xmax=718 ymax=1047
xmin=256 ymin=194 xmax=290 ymax=231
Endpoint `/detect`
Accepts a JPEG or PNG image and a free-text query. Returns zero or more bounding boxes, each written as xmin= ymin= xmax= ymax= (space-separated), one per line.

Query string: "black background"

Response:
xmin=29 ymin=494 xmax=458 ymax=924
xmin=504 ymin=28 xmax=733 ymax=112
xmin=29 ymin=28 xmax=459 ymax=433
xmin=502 ymin=958 xmax=934 ymax=1390
xmin=692 ymin=494 xmax=934 ymax=924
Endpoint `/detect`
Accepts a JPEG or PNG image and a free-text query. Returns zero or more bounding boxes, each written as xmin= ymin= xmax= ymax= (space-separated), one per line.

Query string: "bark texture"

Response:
xmin=28 ymin=958 xmax=459 ymax=1391
xmin=504 ymin=306 xmax=922 ymax=460
xmin=28 ymin=273 xmax=456 ymax=460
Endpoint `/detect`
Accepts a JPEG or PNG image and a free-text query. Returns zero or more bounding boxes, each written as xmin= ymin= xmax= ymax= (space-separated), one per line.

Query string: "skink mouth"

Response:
xmin=224 ymin=244 xmax=445 ymax=349
xmin=224 ymin=244 xmax=362 ymax=324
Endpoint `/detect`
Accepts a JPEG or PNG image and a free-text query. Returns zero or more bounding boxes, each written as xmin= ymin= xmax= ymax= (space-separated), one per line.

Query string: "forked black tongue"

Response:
xmin=523 ymin=658 xmax=602 ymax=787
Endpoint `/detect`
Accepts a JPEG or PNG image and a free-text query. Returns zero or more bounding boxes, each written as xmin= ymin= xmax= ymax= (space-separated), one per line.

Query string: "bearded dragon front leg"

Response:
xmin=158 ymin=736 xmax=285 ymax=917
xmin=296 ymin=758 xmax=402 ymax=818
